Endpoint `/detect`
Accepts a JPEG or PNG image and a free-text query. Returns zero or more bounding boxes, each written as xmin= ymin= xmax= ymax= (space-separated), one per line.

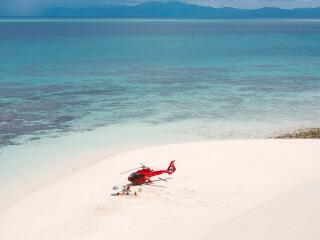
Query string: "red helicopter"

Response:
xmin=121 ymin=160 xmax=176 ymax=186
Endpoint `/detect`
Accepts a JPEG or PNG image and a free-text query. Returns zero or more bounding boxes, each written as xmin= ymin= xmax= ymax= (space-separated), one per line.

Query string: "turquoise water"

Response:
xmin=1 ymin=19 xmax=320 ymax=194
xmin=1 ymin=19 xmax=320 ymax=146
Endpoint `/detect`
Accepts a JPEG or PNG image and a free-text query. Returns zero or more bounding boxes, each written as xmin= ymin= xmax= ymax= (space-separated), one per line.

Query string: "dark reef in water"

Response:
xmin=275 ymin=128 xmax=320 ymax=139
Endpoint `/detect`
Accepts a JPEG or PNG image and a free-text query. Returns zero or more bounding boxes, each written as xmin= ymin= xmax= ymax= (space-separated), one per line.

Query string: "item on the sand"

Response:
xmin=114 ymin=185 xmax=132 ymax=196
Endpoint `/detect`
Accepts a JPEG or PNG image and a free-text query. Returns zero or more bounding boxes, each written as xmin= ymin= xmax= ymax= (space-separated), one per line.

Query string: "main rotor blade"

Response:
xmin=120 ymin=167 xmax=142 ymax=175
xmin=148 ymin=184 xmax=166 ymax=188
xmin=158 ymin=177 xmax=172 ymax=182
xmin=139 ymin=162 xmax=161 ymax=170
xmin=140 ymin=182 xmax=166 ymax=188
xmin=150 ymin=177 xmax=172 ymax=183
xmin=139 ymin=162 xmax=148 ymax=168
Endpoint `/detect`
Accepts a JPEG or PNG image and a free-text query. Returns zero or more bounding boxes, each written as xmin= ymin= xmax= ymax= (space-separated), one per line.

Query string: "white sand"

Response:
xmin=1 ymin=139 xmax=320 ymax=240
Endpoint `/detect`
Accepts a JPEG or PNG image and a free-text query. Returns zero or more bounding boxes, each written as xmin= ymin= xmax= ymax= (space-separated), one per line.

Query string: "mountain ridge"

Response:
xmin=5 ymin=1 xmax=320 ymax=18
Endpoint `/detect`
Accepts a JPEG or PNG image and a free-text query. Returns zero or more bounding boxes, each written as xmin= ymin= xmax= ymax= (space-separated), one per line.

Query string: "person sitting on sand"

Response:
xmin=124 ymin=186 xmax=131 ymax=195
xmin=118 ymin=185 xmax=131 ymax=195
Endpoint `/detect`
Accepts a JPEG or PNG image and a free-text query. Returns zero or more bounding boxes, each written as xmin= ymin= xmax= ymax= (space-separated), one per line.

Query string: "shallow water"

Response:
xmin=1 ymin=19 xmax=320 ymax=194
xmin=1 ymin=19 xmax=320 ymax=145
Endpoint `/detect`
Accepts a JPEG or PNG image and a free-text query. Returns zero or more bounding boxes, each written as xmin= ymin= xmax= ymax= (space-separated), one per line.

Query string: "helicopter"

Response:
xmin=121 ymin=160 xmax=176 ymax=186
xmin=112 ymin=161 xmax=176 ymax=195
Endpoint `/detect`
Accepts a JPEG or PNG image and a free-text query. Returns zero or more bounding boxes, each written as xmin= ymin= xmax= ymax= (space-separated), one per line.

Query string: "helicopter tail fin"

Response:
xmin=167 ymin=160 xmax=176 ymax=174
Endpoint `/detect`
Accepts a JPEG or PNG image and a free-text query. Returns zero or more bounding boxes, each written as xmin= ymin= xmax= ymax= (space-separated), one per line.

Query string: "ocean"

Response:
xmin=1 ymin=19 xmax=320 ymax=197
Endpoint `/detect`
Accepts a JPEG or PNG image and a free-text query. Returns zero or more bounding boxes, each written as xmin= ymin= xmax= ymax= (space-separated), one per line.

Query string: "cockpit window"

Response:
xmin=130 ymin=173 xmax=137 ymax=178
xmin=129 ymin=172 xmax=143 ymax=180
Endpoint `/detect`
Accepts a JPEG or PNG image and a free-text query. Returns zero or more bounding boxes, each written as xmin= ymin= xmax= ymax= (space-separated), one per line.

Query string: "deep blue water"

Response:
xmin=1 ymin=19 xmax=320 ymax=146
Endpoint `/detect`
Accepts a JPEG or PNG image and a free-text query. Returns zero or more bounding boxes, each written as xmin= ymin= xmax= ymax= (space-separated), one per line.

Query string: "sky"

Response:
xmin=1 ymin=0 xmax=320 ymax=16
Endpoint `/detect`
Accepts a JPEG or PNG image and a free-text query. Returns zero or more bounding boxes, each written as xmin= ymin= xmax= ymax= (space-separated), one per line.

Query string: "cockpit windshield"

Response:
xmin=129 ymin=172 xmax=143 ymax=181
xmin=130 ymin=173 xmax=137 ymax=178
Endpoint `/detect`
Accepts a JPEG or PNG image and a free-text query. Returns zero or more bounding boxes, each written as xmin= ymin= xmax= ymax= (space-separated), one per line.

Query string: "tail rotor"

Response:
xmin=167 ymin=160 xmax=176 ymax=174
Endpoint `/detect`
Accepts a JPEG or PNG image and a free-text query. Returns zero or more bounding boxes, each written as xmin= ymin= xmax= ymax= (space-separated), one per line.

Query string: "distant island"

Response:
xmin=6 ymin=1 xmax=320 ymax=18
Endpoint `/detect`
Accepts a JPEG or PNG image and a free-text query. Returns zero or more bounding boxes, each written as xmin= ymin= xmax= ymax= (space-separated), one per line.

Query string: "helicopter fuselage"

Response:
xmin=127 ymin=161 xmax=176 ymax=185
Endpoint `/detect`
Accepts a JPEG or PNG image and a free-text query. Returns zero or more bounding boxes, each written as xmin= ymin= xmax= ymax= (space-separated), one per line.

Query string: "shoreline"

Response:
xmin=0 ymin=134 xmax=207 ymax=213
xmin=1 ymin=124 xmax=319 ymax=212
xmin=0 ymin=120 xmax=276 ymax=212
xmin=1 ymin=139 xmax=320 ymax=240
xmin=1 ymin=123 xmax=319 ymax=209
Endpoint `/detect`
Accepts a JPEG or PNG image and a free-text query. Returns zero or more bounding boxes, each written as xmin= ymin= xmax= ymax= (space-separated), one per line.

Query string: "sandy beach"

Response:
xmin=0 ymin=139 xmax=320 ymax=240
